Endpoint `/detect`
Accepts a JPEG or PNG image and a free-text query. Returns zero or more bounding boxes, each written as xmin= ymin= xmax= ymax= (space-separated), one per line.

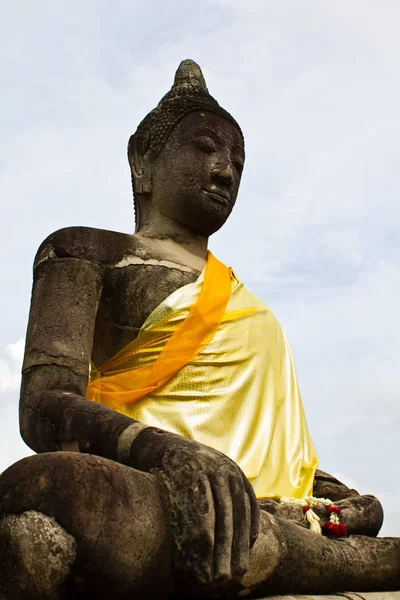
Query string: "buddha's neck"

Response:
xmin=134 ymin=201 xmax=209 ymax=271
xmin=134 ymin=230 xmax=208 ymax=273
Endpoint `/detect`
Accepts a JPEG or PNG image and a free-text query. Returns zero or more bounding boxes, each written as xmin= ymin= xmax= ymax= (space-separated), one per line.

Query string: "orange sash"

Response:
xmin=86 ymin=252 xmax=231 ymax=409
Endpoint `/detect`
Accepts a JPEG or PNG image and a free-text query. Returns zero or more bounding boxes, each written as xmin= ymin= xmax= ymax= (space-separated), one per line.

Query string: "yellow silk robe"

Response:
xmin=87 ymin=255 xmax=318 ymax=499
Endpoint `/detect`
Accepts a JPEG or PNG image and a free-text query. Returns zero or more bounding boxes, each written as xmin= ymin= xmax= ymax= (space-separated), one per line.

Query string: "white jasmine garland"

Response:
xmin=279 ymin=496 xmax=348 ymax=537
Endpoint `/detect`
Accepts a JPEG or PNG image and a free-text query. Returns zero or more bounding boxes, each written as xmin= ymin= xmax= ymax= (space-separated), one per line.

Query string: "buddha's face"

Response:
xmin=149 ymin=111 xmax=244 ymax=237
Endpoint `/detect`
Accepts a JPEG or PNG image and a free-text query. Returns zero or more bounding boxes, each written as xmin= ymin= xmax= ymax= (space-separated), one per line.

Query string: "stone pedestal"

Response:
xmin=265 ymin=594 xmax=400 ymax=600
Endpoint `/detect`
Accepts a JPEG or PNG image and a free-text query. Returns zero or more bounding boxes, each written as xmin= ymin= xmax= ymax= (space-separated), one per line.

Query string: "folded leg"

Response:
xmin=0 ymin=452 xmax=172 ymax=599
xmin=250 ymin=512 xmax=400 ymax=597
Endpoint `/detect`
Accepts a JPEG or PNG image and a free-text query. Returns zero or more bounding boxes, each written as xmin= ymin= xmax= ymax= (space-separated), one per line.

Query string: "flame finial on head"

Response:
xmin=171 ymin=59 xmax=209 ymax=92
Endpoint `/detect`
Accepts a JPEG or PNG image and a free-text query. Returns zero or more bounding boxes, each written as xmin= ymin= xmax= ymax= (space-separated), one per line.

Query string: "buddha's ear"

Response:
xmin=127 ymin=130 xmax=151 ymax=195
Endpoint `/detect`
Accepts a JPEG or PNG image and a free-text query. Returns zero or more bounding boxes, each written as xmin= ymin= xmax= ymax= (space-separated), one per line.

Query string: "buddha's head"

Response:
xmin=128 ymin=60 xmax=244 ymax=237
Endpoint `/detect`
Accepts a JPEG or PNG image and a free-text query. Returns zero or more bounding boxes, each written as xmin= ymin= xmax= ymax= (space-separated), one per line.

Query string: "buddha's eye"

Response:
xmin=195 ymin=136 xmax=217 ymax=153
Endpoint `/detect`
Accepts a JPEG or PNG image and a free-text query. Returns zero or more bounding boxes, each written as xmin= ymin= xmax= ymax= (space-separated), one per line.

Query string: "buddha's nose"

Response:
xmin=212 ymin=165 xmax=233 ymax=186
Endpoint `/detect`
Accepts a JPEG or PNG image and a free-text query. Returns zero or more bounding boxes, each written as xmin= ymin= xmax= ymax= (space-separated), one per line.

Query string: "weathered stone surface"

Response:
xmin=23 ymin=257 xmax=103 ymax=376
xmin=0 ymin=453 xmax=173 ymax=599
xmin=250 ymin=515 xmax=400 ymax=597
xmin=130 ymin=426 xmax=260 ymax=589
xmin=0 ymin=510 xmax=76 ymax=600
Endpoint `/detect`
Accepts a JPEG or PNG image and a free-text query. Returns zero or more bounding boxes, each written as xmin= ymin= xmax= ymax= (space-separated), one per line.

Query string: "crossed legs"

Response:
xmin=0 ymin=453 xmax=399 ymax=599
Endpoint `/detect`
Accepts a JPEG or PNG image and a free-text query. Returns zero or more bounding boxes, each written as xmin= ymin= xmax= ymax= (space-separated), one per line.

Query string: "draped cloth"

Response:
xmin=87 ymin=252 xmax=318 ymax=499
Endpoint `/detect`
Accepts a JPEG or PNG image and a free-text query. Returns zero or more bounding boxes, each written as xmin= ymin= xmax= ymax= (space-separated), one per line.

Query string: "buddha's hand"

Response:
xmin=130 ymin=427 xmax=259 ymax=588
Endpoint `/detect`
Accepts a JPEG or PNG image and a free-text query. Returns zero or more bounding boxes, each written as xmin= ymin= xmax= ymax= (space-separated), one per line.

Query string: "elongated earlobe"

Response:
xmin=128 ymin=131 xmax=152 ymax=195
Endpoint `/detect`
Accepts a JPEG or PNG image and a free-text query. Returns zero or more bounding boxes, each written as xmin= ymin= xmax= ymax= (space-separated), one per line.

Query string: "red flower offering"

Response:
xmin=336 ymin=523 xmax=348 ymax=538
xmin=327 ymin=505 xmax=341 ymax=515
xmin=323 ymin=521 xmax=337 ymax=536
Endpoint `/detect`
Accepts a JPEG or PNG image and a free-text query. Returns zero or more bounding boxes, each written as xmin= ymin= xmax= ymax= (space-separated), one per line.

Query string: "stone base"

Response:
xmin=264 ymin=594 xmax=400 ymax=599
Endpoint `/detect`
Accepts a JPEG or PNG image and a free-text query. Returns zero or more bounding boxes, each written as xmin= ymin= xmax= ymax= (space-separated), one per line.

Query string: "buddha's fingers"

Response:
xmin=211 ymin=473 xmax=234 ymax=582
xmin=195 ymin=473 xmax=216 ymax=520
xmin=187 ymin=475 xmax=215 ymax=584
xmin=230 ymin=475 xmax=251 ymax=579
xmin=243 ymin=475 xmax=260 ymax=548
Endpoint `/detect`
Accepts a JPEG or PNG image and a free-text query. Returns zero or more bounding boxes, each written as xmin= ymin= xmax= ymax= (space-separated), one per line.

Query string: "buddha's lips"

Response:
xmin=203 ymin=188 xmax=230 ymax=205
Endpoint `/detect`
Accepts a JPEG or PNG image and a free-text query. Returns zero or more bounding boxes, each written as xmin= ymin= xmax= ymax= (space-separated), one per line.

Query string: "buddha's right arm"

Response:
xmin=19 ymin=255 xmax=135 ymax=459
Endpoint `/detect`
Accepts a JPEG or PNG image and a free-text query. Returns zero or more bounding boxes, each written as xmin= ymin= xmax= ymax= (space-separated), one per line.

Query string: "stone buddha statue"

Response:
xmin=0 ymin=60 xmax=399 ymax=600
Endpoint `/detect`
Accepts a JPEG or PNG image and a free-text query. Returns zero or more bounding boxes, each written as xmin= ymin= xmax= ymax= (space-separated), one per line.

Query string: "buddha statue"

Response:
xmin=0 ymin=60 xmax=399 ymax=600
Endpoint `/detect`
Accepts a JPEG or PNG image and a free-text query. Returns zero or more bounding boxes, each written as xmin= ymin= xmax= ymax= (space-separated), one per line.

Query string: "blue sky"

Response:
xmin=1 ymin=0 xmax=399 ymax=534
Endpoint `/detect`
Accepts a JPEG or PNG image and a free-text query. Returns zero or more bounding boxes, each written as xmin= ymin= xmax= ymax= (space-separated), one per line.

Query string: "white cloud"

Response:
xmin=0 ymin=402 xmax=33 ymax=475
xmin=0 ymin=339 xmax=32 ymax=473
xmin=0 ymin=339 xmax=24 ymax=394
xmin=5 ymin=338 xmax=24 ymax=362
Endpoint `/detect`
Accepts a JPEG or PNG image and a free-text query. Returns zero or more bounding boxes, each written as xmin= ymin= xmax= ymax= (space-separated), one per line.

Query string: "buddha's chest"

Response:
xmin=91 ymin=263 xmax=199 ymax=366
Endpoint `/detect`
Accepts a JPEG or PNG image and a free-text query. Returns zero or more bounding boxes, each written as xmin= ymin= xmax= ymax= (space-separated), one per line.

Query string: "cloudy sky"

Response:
xmin=1 ymin=0 xmax=399 ymax=535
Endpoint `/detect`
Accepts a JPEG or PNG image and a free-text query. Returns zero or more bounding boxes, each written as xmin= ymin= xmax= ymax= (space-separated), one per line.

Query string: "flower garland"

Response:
xmin=279 ymin=496 xmax=348 ymax=538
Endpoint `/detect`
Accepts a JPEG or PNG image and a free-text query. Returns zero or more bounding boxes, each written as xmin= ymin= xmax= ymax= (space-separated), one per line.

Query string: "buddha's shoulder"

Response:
xmin=236 ymin=282 xmax=286 ymax=332
xmin=34 ymin=226 xmax=140 ymax=268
